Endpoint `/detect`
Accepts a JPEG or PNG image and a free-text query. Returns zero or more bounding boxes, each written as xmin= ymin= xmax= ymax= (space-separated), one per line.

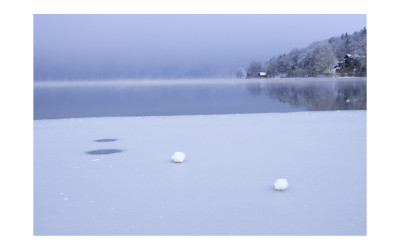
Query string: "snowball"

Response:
xmin=171 ymin=152 xmax=186 ymax=163
xmin=274 ymin=179 xmax=288 ymax=191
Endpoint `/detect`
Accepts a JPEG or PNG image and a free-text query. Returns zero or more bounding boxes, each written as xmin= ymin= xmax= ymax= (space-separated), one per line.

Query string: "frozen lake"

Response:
xmin=33 ymin=78 xmax=367 ymax=235
xmin=34 ymin=78 xmax=366 ymax=119
xmin=34 ymin=111 xmax=366 ymax=235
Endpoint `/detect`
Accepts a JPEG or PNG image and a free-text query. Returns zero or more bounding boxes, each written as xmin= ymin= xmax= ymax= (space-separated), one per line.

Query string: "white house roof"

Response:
xmin=258 ymin=72 xmax=266 ymax=76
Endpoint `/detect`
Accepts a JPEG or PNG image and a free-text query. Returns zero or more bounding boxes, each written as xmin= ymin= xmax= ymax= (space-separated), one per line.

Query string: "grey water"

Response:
xmin=34 ymin=78 xmax=366 ymax=120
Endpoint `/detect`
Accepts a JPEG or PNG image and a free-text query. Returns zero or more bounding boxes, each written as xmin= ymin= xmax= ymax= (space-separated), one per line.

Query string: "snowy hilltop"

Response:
xmin=245 ymin=28 xmax=366 ymax=78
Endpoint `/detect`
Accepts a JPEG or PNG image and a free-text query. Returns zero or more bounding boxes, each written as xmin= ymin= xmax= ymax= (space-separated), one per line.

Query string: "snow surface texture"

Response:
xmin=274 ymin=179 xmax=288 ymax=191
xmin=171 ymin=152 xmax=185 ymax=163
xmin=34 ymin=111 xmax=366 ymax=235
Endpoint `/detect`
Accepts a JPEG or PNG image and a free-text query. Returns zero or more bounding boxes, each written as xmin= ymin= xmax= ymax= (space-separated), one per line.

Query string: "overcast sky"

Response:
xmin=34 ymin=14 xmax=366 ymax=80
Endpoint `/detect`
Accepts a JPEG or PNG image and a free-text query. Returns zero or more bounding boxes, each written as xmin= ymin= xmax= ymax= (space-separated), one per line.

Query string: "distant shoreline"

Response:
xmin=34 ymin=77 xmax=367 ymax=88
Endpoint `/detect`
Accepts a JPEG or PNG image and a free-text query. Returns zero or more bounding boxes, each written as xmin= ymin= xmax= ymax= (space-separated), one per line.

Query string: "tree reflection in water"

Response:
xmin=246 ymin=80 xmax=366 ymax=111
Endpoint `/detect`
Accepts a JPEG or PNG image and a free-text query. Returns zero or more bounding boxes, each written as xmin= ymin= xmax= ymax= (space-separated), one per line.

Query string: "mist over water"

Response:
xmin=34 ymin=78 xmax=366 ymax=120
xmin=34 ymin=15 xmax=366 ymax=81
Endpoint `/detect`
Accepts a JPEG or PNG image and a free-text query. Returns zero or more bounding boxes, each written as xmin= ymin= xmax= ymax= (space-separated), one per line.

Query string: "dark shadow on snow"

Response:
xmin=86 ymin=149 xmax=123 ymax=155
xmin=94 ymin=139 xmax=118 ymax=142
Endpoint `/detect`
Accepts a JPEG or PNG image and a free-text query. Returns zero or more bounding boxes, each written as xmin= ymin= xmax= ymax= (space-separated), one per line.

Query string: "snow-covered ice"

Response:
xmin=274 ymin=179 xmax=288 ymax=191
xmin=171 ymin=152 xmax=186 ymax=163
xmin=34 ymin=111 xmax=366 ymax=235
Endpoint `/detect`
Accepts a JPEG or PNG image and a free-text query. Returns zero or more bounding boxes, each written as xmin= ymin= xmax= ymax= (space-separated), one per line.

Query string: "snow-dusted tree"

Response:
xmin=286 ymin=48 xmax=302 ymax=77
xmin=247 ymin=28 xmax=366 ymax=78
xmin=277 ymin=54 xmax=290 ymax=76
xmin=311 ymin=42 xmax=336 ymax=76
xmin=265 ymin=57 xmax=278 ymax=77
xmin=235 ymin=67 xmax=246 ymax=78
xmin=247 ymin=61 xmax=263 ymax=77
xmin=297 ymin=47 xmax=314 ymax=77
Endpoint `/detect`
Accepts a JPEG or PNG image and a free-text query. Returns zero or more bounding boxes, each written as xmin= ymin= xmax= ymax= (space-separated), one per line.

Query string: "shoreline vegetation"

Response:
xmin=34 ymin=27 xmax=366 ymax=82
xmin=240 ymin=28 xmax=367 ymax=79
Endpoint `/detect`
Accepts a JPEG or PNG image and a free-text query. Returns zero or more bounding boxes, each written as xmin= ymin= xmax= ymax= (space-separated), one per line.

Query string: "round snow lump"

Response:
xmin=274 ymin=179 xmax=288 ymax=191
xmin=171 ymin=152 xmax=186 ymax=163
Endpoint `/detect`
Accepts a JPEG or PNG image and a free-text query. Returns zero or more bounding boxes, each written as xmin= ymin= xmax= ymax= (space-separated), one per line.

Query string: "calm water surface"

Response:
xmin=34 ymin=78 xmax=366 ymax=120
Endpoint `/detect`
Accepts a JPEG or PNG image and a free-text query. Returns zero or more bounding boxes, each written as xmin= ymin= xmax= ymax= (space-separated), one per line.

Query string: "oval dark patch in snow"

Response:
xmin=94 ymin=139 xmax=118 ymax=142
xmin=86 ymin=149 xmax=123 ymax=155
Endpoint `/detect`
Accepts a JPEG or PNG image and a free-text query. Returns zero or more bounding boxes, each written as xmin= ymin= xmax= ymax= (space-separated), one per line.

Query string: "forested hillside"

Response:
xmin=246 ymin=28 xmax=366 ymax=78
